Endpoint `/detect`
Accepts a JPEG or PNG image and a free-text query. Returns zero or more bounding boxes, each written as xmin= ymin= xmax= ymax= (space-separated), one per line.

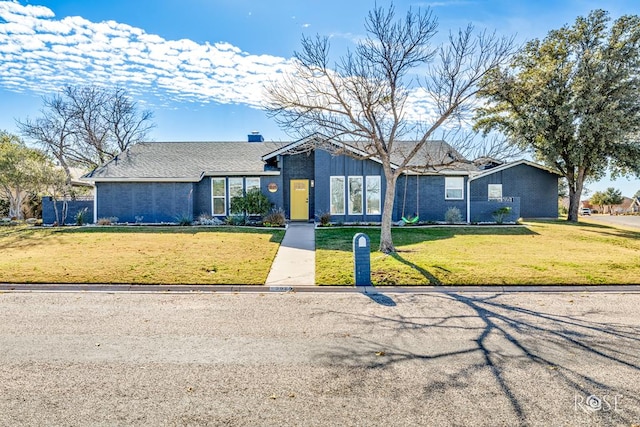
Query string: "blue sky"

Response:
xmin=0 ymin=0 xmax=639 ymax=195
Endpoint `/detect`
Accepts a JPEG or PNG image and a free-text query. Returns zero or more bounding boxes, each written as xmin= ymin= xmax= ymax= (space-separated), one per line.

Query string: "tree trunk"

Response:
xmin=8 ymin=187 xmax=24 ymax=220
xmin=379 ymin=169 xmax=398 ymax=254
xmin=566 ymin=167 xmax=585 ymax=222
xmin=52 ymin=197 xmax=60 ymax=226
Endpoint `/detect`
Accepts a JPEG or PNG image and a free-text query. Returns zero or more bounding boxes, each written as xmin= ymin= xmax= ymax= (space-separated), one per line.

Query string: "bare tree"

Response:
xmin=18 ymin=85 xmax=155 ymax=171
xmin=18 ymin=85 xmax=154 ymax=225
xmin=107 ymin=87 xmax=155 ymax=154
xmin=265 ymin=5 xmax=515 ymax=253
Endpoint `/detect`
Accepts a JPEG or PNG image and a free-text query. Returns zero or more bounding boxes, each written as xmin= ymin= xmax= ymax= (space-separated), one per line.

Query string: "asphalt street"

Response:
xmin=1 ymin=291 xmax=639 ymax=426
xmin=584 ymin=214 xmax=640 ymax=230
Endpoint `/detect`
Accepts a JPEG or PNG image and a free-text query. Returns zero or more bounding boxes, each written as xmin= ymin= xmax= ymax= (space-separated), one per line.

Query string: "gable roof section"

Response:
xmin=83 ymin=141 xmax=287 ymax=182
xmin=468 ymin=159 xmax=562 ymax=181
xmin=262 ymin=135 xmax=473 ymax=173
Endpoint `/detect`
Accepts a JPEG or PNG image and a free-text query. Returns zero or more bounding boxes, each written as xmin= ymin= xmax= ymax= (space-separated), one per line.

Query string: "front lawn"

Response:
xmin=315 ymin=220 xmax=640 ymax=285
xmin=0 ymin=226 xmax=284 ymax=285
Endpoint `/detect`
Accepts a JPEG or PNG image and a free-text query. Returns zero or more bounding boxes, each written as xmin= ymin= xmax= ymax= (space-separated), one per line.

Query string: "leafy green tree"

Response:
xmin=603 ymin=187 xmax=624 ymax=214
xmin=589 ymin=191 xmax=607 ymax=213
xmin=0 ymin=131 xmax=53 ymax=219
xmin=475 ymin=10 xmax=640 ymax=222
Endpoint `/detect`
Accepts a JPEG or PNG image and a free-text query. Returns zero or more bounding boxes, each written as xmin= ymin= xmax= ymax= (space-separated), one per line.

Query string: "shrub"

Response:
xmin=197 ymin=214 xmax=223 ymax=226
xmin=263 ymin=208 xmax=286 ymax=227
xmin=97 ymin=217 xmax=118 ymax=225
xmin=444 ymin=207 xmax=462 ymax=224
xmin=230 ymin=189 xmax=271 ymax=218
xmin=318 ymin=212 xmax=331 ymax=226
xmin=75 ymin=207 xmax=88 ymax=226
xmin=225 ymin=214 xmax=246 ymax=226
xmin=0 ymin=199 xmax=9 ymax=217
xmin=492 ymin=206 xmax=512 ymax=224
xmin=176 ymin=215 xmax=192 ymax=226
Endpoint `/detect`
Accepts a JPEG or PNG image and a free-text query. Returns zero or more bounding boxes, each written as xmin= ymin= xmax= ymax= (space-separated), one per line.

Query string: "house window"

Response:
xmin=330 ymin=176 xmax=345 ymax=215
xmin=488 ymin=184 xmax=502 ymax=200
xmin=366 ymin=176 xmax=381 ymax=215
xmin=246 ymin=177 xmax=261 ymax=192
xmin=445 ymin=177 xmax=464 ymax=200
xmin=228 ymin=177 xmax=244 ymax=211
xmin=348 ymin=176 xmax=363 ymax=215
xmin=212 ymin=178 xmax=226 ymax=215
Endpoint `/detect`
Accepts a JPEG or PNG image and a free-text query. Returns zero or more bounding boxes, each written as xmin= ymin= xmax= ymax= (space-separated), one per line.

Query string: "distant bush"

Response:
xmin=97 ymin=217 xmax=118 ymax=225
xmin=445 ymin=207 xmax=462 ymax=224
xmin=75 ymin=207 xmax=88 ymax=226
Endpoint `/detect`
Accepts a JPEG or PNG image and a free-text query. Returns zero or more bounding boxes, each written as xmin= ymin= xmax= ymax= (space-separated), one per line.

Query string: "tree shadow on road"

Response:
xmin=318 ymin=292 xmax=640 ymax=426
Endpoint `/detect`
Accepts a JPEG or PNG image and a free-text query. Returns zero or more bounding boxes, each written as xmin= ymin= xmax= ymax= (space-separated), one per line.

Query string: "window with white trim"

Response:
xmin=330 ymin=176 xmax=345 ymax=215
xmin=366 ymin=176 xmax=381 ymax=214
xmin=228 ymin=177 xmax=244 ymax=211
xmin=245 ymin=177 xmax=262 ymax=215
xmin=212 ymin=178 xmax=226 ymax=215
xmin=445 ymin=177 xmax=464 ymax=200
xmin=348 ymin=176 xmax=363 ymax=214
xmin=246 ymin=177 xmax=261 ymax=192
xmin=488 ymin=184 xmax=502 ymax=200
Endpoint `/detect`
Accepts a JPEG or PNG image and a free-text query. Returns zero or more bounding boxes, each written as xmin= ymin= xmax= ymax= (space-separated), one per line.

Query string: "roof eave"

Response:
xmin=469 ymin=159 xmax=562 ymax=181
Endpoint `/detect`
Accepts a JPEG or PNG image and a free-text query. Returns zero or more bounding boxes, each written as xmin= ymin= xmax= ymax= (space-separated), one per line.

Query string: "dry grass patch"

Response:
xmin=315 ymin=220 xmax=640 ymax=285
xmin=0 ymin=226 xmax=284 ymax=285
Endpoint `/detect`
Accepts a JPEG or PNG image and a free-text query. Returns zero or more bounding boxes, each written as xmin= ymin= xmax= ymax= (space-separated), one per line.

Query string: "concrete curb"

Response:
xmin=2 ymin=283 xmax=640 ymax=294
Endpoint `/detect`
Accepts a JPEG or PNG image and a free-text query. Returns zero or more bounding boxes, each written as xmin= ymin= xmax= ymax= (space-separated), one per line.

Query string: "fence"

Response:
xmin=42 ymin=196 xmax=94 ymax=225
xmin=470 ymin=197 xmax=521 ymax=223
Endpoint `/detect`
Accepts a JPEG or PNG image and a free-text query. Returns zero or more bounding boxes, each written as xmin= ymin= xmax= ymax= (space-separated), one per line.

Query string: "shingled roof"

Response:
xmin=83 ymin=141 xmax=287 ymax=181
xmin=262 ymin=136 xmax=475 ymax=173
xmin=83 ymin=138 xmax=480 ymax=182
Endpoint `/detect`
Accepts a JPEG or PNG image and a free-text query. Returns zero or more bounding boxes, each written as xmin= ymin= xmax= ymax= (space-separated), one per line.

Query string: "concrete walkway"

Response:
xmin=265 ymin=222 xmax=315 ymax=286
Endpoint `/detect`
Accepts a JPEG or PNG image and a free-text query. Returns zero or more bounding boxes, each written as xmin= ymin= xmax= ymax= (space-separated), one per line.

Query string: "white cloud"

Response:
xmin=0 ymin=1 xmax=293 ymax=108
xmin=0 ymin=0 xmax=452 ymax=125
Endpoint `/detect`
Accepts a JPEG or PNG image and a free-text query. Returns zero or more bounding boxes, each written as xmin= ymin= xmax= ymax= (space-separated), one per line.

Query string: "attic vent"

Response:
xmin=248 ymin=131 xmax=264 ymax=142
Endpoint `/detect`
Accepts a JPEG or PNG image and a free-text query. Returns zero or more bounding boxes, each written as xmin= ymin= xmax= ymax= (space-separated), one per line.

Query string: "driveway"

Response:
xmin=1 ymin=291 xmax=639 ymax=426
xmin=583 ymin=213 xmax=640 ymax=230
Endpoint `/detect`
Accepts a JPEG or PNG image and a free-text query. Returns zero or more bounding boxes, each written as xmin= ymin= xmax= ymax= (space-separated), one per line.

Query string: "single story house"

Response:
xmin=79 ymin=134 xmax=560 ymax=224
xmin=584 ymin=196 xmax=640 ymax=215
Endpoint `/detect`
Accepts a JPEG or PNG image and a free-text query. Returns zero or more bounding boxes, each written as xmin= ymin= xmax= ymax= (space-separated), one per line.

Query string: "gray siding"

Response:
xmin=193 ymin=179 xmax=212 ymax=218
xmin=96 ymin=182 xmax=194 ymax=223
xmin=394 ymin=175 xmax=468 ymax=222
xmin=470 ymin=164 xmax=559 ymax=218
xmin=470 ymin=198 xmax=520 ymax=223
xmin=42 ymin=197 xmax=94 ymax=225
xmin=313 ymin=150 xmax=385 ymax=223
xmin=261 ymin=176 xmax=284 ymax=214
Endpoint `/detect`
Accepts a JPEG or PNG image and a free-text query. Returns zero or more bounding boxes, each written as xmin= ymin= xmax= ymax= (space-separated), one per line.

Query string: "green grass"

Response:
xmin=0 ymin=226 xmax=284 ymax=285
xmin=315 ymin=220 xmax=640 ymax=285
